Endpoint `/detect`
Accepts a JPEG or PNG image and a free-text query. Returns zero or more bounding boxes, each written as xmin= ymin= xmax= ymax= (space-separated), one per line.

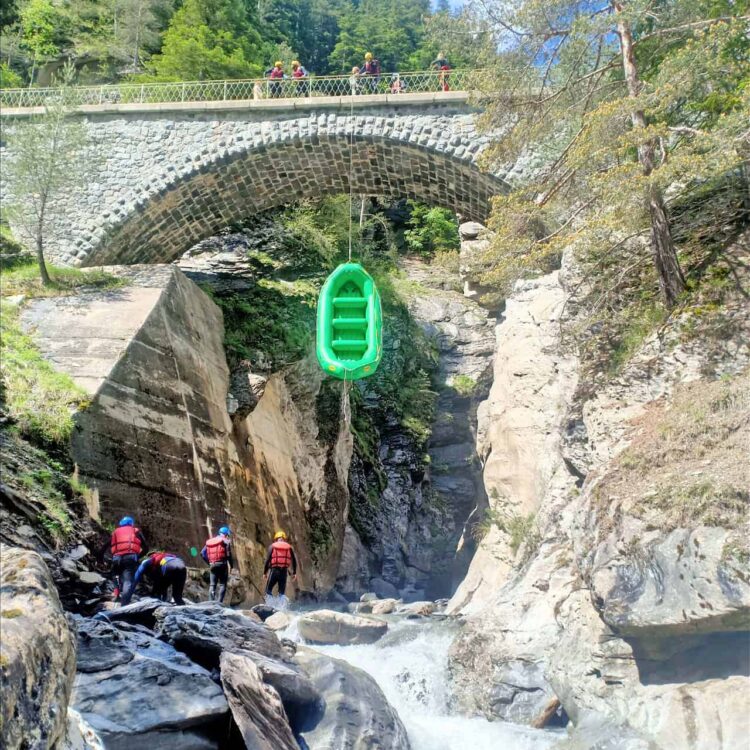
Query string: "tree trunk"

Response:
xmin=614 ymin=2 xmax=686 ymax=306
xmin=36 ymin=234 xmax=52 ymax=286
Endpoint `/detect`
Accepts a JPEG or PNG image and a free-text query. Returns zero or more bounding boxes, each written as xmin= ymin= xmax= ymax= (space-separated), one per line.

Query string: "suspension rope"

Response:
xmin=347 ymin=89 xmax=355 ymax=262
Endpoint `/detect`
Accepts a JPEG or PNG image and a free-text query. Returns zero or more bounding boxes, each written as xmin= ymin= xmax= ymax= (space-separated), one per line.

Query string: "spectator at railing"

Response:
xmin=266 ymin=61 xmax=285 ymax=98
xmin=291 ymin=60 xmax=309 ymax=97
xmin=431 ymin=52 xmax=451 ymax=92
xmin=389 ymin=73 xmax=407 ymax=94
xmin=361 ymin=52 xmax=381 ymax=94
xmin=349 ymin=67 xmax=362 ymax=96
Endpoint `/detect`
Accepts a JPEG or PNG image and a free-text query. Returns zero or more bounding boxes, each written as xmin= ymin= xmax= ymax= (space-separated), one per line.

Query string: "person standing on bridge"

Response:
xmin=291 ymin=61 xmax=309 ymax=98
xmin=349 ymin=66 xmax=362 ymax=95
xmin=201 ymin=526 xmax=234 ymax=603
xmin=361 ymin=52 xmax=381 ymax=94
xmin=267 ymin=61 xmax=285 ymax=98
xmin=431 ymin=52 xmax=451 ymax=92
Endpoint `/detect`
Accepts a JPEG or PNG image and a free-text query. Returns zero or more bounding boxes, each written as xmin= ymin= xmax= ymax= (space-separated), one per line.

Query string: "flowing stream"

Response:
xmin=285 ymin=613 xmax=563 ymax=750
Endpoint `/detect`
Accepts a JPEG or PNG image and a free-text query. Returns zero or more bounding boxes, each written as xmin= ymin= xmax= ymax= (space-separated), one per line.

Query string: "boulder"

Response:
xmin=0 ymin=546 xmax=76 ymax=750
xmin=71 ymin=617 xmax=228 ymax=750
xmin=357 ymin=597 xmax=398 ymax=615
xmin=297 ymin=609 xmax=388 ymax=646
xmin=93 ymin=597 xmax=170 ymax=628
xmin=220 ymin=651 xmax=298 ymax=750
xmin=251 ymin=603 xmax=278 ymax=621
xmin=265 ymin=611 xmax=291 ymax=631
xmin=155 ymin=602 xmax=283 ymax=667
xmin=369 ymin=577 xmax=399 ymax=600
xmin=360 ymin=592 xmax=378 ymax=603
xmin=296 ymin=647 xmax=411 ymax=750
xmin=396 ymin=601 xmax=436 ymax=617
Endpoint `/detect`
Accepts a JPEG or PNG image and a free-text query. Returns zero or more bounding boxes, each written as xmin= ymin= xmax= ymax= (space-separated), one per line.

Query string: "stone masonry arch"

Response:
xmin=1 ymin=100 xmax=518 ymax=265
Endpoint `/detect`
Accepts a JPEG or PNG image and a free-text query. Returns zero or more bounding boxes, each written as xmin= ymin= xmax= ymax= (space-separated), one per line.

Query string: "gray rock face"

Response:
xmin=155 ymin=602 xmax=284 ymax=664
xmin=298 ymin=609 xmax=388 ymax=645
xmin=0 ymin=546 xmax=77 ymax=750
xmin=296 ymin=647 xmax=411 ymax=750
xmin=220 ymin=651 xmax=299 ymax=750
xmin=71 ymin=616 xmax=228 ymax=750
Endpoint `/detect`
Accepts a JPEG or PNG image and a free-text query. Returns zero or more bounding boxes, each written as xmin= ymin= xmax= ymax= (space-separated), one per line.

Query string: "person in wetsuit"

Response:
xmin=134 ymin=551 xmax=187 ymax=605
xmin=264 ymin=530 xmax=297 ymax=597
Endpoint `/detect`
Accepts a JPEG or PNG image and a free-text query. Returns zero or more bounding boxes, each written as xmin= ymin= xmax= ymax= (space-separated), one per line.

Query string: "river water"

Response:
xmin=285 ymin=613 xmax=562 ymax=750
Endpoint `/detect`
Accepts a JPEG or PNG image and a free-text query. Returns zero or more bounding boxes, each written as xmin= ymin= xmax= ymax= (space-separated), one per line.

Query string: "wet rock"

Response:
xmin=358 ymin=597 xmax=398 ymax=615
xmin=265 ymin=611 xmax=291 ymax=631
xmin=62 ymin=708 xmax=104 ymax=750
xmin=296 ymin=647 xmax=411 ymax=750
xmin=487 ymin=660 xmax=558 ymax=725
xmin=369 ymin=577 xmax=399 ymax=600
xmin=220 ymin=651 xmax=298 ymax=750
xmin=93 ymin=597 xmax=170 ymax=628
xmin=0 ymin=546 xmax=76 ymax=750
xmin=396 ymin=601 xmax=436 ymax=616
xmin=297 ymin=609 xmax=388 ymax=646
xmin=360 ymin=592 xmax=378 ymax=603
xmin=72 ymin=617 xmax=228 ymax=750
xmin=77 ymin=571 xmax=106 ymax=586
xmin=251 ymin=603 xmax=278 ymax=621
xmin=155 ymin=602 xmax=283 ymax=666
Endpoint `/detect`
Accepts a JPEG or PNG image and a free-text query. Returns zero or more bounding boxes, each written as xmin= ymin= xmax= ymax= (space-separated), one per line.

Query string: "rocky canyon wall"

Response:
xmin=447 ymin=229 xmax=750 ymax=748
xmin=19 ymin=266 xmax=352 ymax=599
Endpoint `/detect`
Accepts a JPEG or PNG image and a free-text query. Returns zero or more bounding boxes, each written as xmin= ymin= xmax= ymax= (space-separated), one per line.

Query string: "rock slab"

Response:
xmin=297 ymin=609 xmax=388 ymax=645
xmin=0 ymin=546 xmax=77 ymax=750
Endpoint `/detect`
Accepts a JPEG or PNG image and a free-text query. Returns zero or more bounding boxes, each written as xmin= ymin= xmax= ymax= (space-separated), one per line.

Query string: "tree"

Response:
xmin=473 ymin=0 xmax=749 ymax=307
xmin=4 ymin=64 xmax=95 ymax=285
xmin=113 ymin=0 xmax=174 ymax=70
xmin=18 ymin=0 xmax=70 ymax=84
xmin=145 ymin=0 xmax=266 ymax=80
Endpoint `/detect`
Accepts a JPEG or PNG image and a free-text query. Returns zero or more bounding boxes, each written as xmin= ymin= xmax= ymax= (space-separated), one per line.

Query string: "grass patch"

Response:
xmin=473 ymin=508 xmax=541 ymax=564
xmin=1 ymin=302 xmax=89 ymax=446
xmin=1 ymin=261 xmax=127 ymax=298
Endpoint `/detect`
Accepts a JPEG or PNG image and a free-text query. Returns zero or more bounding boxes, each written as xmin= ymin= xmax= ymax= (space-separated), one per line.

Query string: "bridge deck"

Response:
xmin=1 ymin=90 xmax=472 ymax=118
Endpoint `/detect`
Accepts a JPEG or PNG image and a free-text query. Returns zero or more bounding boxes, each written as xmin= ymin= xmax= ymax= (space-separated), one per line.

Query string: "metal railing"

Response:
xmin=0 ymin=69 xmax=474 ymax=109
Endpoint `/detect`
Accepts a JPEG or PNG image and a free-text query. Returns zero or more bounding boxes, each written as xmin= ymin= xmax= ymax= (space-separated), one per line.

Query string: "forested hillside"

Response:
xmin=0 ymin=0 xmax=490 ymax=87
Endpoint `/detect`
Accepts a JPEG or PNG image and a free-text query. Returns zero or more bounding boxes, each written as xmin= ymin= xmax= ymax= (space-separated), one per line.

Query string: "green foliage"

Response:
xmin=474 ymin=507 xmax=541 ymax=563
xmin=403 ymin=202 xmax=460 ymax=258
xmin=451 ymin=374 xmax=477 ymax=396
xmin=20 ymin=468 xmax=75 ymax=540
xmin=329 ymin=0 xmax=430 ymax=73
xmin=0 ymin=62 xmax=23 ymax=87
xmin=0 ymin=260 xmax=126 ymax=297
xmin=143 ymin=0 xmax=266 ymax=80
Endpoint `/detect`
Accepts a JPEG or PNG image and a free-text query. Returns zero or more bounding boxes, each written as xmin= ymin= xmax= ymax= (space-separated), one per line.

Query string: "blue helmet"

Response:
xmin=219 ymin=526 xmax=231 ymax=536
xmin=119 ymin=516 xmax=135 ymax=527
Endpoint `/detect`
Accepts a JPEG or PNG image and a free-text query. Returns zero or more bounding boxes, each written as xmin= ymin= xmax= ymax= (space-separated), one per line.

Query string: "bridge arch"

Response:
xmin=1 ymin=102 xmax=510 ymax=265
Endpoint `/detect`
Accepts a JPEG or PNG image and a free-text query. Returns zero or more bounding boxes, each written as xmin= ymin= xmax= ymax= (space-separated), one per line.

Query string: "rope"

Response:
xmin=348 ymin=88 xmax=355 ymax=262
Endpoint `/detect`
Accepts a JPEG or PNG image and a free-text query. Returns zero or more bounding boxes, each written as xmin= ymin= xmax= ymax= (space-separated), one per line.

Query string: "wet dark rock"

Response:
xmin=155 ymin=602 xmax=283 ymax=668
xmin=220 ymin=651 xmax=299 ymax=750
xmin=93 ymin=597 xmax=171 ymax=628
xmin=251 ymin=603 xmax=278 ymax=621
xmin=72 ymin=616 xmax=228 ymax=749
xmin=369 ymin=577 xmax=399 ymax=600
xmin=296 ymin=647 xmax=411 ymax=750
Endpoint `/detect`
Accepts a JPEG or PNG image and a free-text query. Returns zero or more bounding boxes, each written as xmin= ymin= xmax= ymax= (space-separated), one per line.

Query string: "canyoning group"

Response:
xmin=104 ymin=517 xmax=298 ymax=607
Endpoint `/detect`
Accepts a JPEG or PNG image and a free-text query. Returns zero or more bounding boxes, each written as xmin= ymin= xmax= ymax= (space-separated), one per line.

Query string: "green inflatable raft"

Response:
xmin=316 ymin=262 xmax=383 ymax=380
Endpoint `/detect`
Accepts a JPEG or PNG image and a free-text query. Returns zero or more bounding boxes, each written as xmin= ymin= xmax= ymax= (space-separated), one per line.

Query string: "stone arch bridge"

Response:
xmin=1 ymin=91 xmax=523 ymax=266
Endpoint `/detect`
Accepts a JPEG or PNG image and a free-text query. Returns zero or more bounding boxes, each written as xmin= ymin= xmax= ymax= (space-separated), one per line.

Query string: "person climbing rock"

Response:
xmin=361 ymin=52 xmax=381 ymax=93
xmin=264 ymin=530 xmax=297 ymax=597
xmin=201 ymin=526 xmax=234 ymax=603
xmin=101 ymin=516 xmax=146 ymax=606
xmin=134 ymin=551 xmax=187 ymax=605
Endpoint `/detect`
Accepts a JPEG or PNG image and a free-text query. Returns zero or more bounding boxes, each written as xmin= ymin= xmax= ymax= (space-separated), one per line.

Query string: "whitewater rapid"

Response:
xmin=285 ymin=614 xmax=562 ymax=750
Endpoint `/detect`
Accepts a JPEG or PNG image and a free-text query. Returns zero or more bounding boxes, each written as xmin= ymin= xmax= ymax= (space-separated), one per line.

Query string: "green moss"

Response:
xmin=308 ymin=517 xmax=334 ymax=563
xmin=1 ymin=608 xmax=24 ymax=619
xmin=452 ymin=374 xmax=478 ymax=396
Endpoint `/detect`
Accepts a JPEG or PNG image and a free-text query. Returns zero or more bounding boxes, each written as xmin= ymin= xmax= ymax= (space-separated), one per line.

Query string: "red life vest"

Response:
xmin=205 ymin=536 xmax=228 ymax=563
xmin=270 ymin=540 xmax=292 ymax=568
xmin=293 ymin=67 xmax=306 ymax=78
xmin=111 ymin=525 xmax=142 ymax=556
xmin=270 ymin=68 xmax=283 ymax=79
